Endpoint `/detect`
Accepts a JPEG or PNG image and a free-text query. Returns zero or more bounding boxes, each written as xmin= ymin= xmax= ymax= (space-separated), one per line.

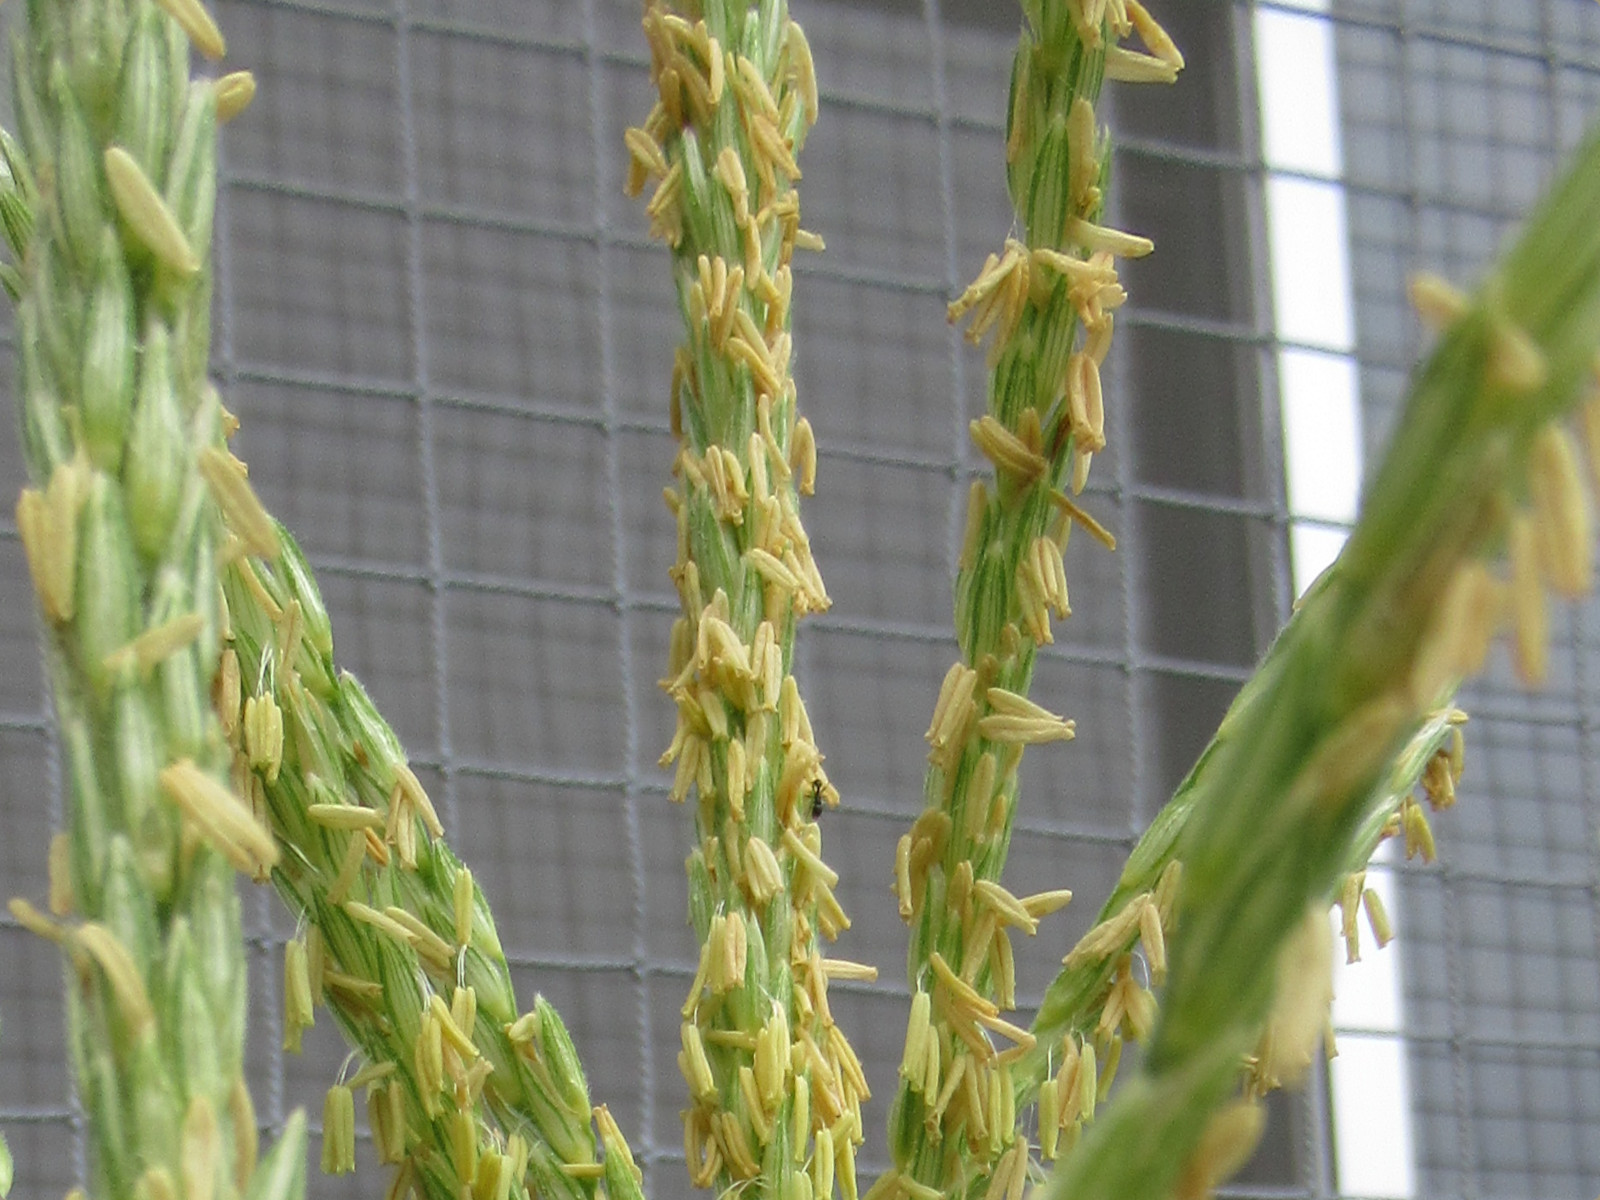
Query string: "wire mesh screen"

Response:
xmin=0 ymin=0 xmax=1593 ymax=1198
xmin=1329 ymin=3 xmax=1600 ymax=1197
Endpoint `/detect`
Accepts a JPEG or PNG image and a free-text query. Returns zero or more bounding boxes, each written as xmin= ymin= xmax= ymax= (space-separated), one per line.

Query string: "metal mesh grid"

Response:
xmin=1328 ymin=2 xmax=1600 ymax=1197
xmin=0 ymin=0 xmax=1592 ymax=1198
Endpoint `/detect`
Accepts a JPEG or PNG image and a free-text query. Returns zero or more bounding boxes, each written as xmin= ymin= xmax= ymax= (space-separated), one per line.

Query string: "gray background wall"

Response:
xmin=0 ymin=2 xmax=1594 ymax=1198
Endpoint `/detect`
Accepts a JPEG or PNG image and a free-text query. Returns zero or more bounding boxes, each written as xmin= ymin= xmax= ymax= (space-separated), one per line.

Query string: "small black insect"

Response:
xmin=809 ymin=779 xmax=825 ymax=820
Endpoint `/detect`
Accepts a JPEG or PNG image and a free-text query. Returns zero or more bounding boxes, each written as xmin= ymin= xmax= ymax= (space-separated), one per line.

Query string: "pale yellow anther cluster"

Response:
xmin=1021 ymin=866 xmax=1177 ymax=1134
xmin=1034 ymin=1033 xmax=1102 ymax=1164
xmin=884 ymin=967 xmax=1029 ymax=1189
xmin=198 ymin=444 xmax=281 ymax=557
xmin=976 ymin=686 xmax=1078 ymax=745
xmin=955 ymin=239 xmax=1136 ymax=491
xmin=1245 ymin=907 xmax=1334 ymax=1100
xmin=1343 ymin=708 xmax=1466 ymax=901
xmin=162 ymin=758 xmax=281 ymax=877
xmin=14 ymin=454 xmax=88 ymax=623
xmin=630 ymin=5 xmax=872 ymax=1199
xmin=216 ymin=592 xmax=443 ymax=890
xmin=1061 ymin=863 xmax=1178 ymax=977
xmin=1402 ymin=280 xmax=1599 ymax=704
xmin=1337 ymin=869 xmax=1395 ymax=965
xmin=1016 ymin=531 xmax=1072 ymax=644
xmin=629 ymin=9 xmax=819 ymax=254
